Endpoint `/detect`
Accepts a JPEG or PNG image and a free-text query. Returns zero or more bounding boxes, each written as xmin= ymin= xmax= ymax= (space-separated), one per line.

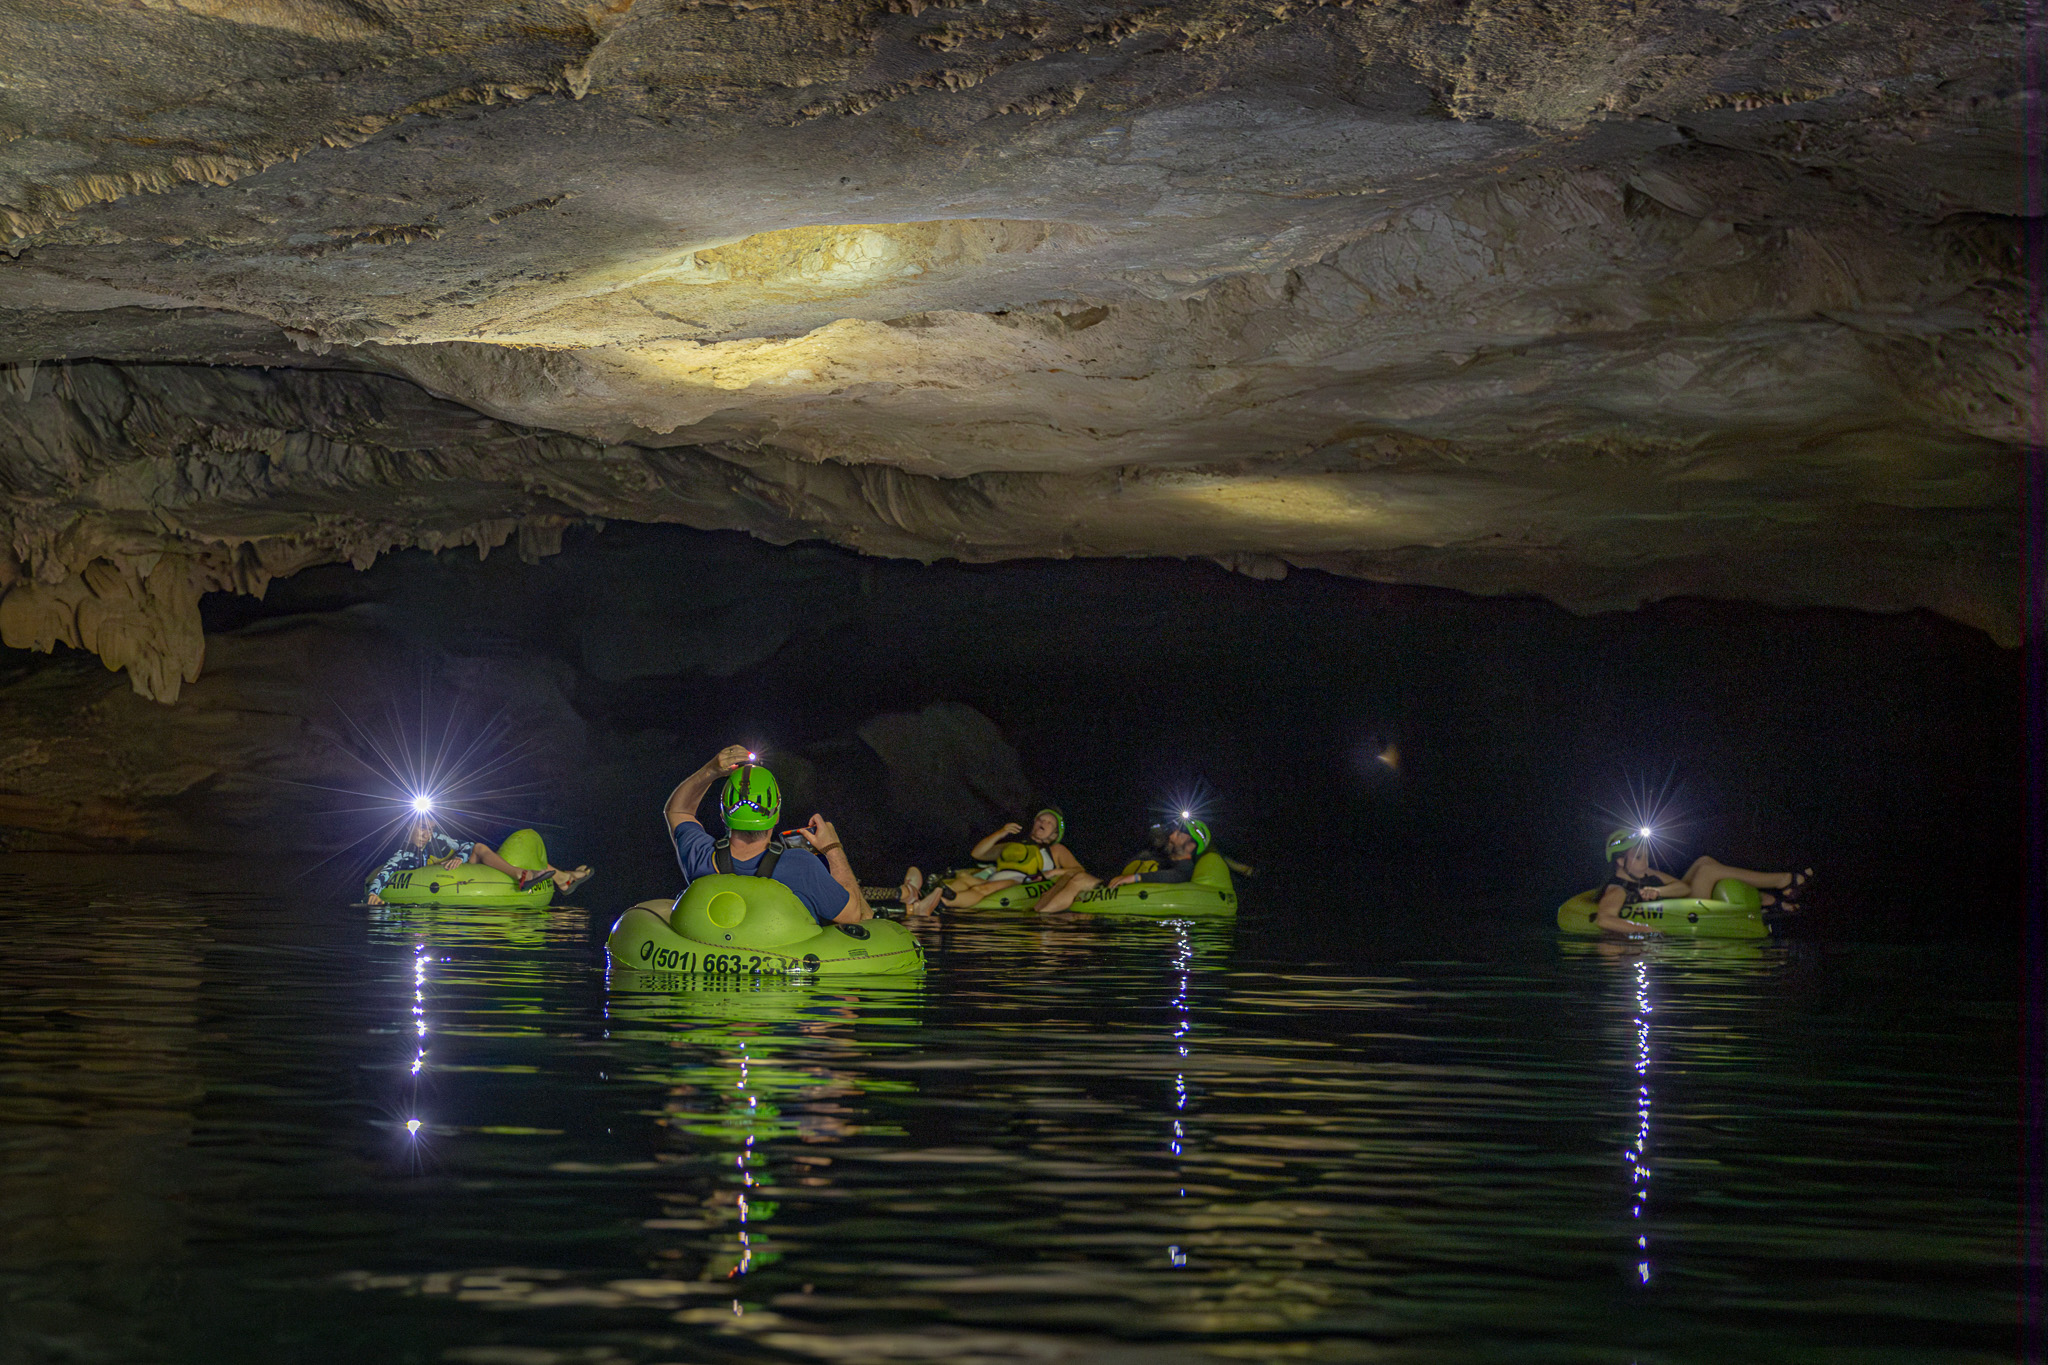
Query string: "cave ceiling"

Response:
xmin=0 ymin=0 xmax=2033 ymax=698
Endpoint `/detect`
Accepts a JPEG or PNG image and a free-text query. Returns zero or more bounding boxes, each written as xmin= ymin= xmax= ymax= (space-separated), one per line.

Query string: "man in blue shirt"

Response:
xmin=662 ymin=744 xmax=871 ymax=926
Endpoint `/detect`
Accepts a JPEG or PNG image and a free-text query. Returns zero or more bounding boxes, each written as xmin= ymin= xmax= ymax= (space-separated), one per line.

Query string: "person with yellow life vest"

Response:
xmin=1115 ymin=818 xmax=1257 ymax=883
xmin=1115 ymin=820 xmax=1176 ymax=878
xmin=1032 ymin=815 xmax=1213 ymax=914
xmin=899 ymin=807 xmax=1082 ymax=915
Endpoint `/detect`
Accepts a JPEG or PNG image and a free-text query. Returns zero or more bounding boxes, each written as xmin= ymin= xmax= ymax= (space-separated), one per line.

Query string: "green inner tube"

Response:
xmin=950 ymin=852 xmax=1238 ymax=918
xmin=1557 ymin=878 xmax=1769 ymax=940
xmin=371 ymin=829 xmax=555 ymax=909
xmin=608 ymin=874 xmax=924 ymax=979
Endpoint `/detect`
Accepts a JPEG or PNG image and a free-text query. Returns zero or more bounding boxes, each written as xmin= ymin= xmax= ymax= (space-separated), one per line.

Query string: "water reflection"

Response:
xmin=604 ymin=976 xmax=924 ymax=1297
xmin=369 ymin=905 xmax=592 ymax=1153
xmin=407 ymin=942 xmax=429 ymax=1141
xmin=367 ymin=902 xmax=587 ymax=951
xmin=0 ymin=863 xmax=2019 ymax=1365
xmin=0 ymin=877 xmax=207 ymax=1361
xmin=1633 ymin=955 xmax=1654 ymax=1284
xmin=1167 ymin=921 xmax=1193 ymax=1270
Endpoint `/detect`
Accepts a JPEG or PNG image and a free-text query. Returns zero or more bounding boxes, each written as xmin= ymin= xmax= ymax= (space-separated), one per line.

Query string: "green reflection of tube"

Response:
xmin=606 ymin=975 xmax=924 ymax=1285
xmin=366 ymin=902 xmax=584 ymax=951
xmin=366 ymin=906 xmax=585 ymax=1044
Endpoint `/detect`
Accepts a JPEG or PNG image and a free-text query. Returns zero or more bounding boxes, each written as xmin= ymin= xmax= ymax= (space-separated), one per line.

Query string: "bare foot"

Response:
xmin=899 ymin=867 xmax=923 ymax=905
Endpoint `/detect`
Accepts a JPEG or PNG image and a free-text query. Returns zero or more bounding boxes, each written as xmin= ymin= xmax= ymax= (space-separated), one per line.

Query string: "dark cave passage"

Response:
xmin=4 ymin=521 xmax=2012 ymax=946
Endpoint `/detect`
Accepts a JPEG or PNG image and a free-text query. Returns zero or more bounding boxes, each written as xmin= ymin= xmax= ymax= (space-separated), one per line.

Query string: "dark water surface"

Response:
xmin=1 ymin=858 xmax=2018 ymax=1364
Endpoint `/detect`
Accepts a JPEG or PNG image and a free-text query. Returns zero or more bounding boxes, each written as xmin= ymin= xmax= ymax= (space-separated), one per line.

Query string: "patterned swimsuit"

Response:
xmin=367 ymin=834 xmax=476 ymax=898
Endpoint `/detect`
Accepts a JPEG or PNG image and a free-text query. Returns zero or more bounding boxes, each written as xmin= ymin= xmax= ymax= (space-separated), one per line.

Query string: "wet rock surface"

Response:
xmin=0 ymin=1 xmax=2033 ymax=698
xmin=0 ymin=607 xmax=589 ymax=852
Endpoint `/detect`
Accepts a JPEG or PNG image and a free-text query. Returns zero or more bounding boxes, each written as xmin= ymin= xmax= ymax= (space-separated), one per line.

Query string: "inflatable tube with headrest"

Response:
xmin=1556 ymin=884 xmax=1769 ymax=939
xmin=607 ymin=874 xmax=924 ymax=978
xmin=1071 ymin=851 xmax=1237 ymax=918
xmin=371 ymin=829 xmax=555 ymax=908
xmin=960 ymin=852 xmax=1238 ymax=918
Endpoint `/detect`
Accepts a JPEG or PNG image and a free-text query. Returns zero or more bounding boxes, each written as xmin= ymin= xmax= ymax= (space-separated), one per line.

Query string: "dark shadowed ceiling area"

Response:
xmin=1 ymin=0 xmax=2033 ymax=700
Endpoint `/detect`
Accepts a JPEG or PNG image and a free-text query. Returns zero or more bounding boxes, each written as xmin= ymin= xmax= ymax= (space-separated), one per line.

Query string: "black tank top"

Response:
xmin=1603 ymin=871 xmax=1647 ymax=908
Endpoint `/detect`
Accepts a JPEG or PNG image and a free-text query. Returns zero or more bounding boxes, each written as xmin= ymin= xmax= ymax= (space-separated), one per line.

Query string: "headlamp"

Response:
xmin=412 ymin=795 xmax=434 ymax=815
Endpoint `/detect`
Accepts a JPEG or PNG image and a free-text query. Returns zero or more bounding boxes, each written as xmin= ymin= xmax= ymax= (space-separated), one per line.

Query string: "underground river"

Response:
xmin=1 ymin=854 xmax=2017 ymax=1364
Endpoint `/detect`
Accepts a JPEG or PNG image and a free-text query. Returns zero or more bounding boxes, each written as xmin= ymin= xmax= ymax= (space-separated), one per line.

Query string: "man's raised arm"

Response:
xmin=662 ymin=744 xmax=753 ymax=833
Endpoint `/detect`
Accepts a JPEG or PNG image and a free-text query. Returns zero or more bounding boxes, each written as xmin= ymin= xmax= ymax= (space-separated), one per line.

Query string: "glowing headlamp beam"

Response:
xmin=412 ymin=795 xmax=435 ymax=815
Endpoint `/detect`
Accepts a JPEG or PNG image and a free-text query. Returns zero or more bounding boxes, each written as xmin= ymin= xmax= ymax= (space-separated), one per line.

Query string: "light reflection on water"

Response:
xmin=1635 ymin=956 xmax=1654 ymax=1286
xmin=0 ymin=858 xmax=2019 ymax=1365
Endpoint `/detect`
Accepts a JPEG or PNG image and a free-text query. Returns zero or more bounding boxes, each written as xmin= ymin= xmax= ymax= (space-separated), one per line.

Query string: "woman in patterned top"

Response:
xmin=365 ymin=815 xmax=592 ymax=904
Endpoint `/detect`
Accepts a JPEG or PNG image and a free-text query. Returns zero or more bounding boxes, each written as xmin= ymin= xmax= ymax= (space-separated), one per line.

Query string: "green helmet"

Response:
xmin=1605 ymin=826 xmax=1648 ymax=861
xmin=1034 ymin=806 xmax=1066 ymax=843
xmin=1180 ymin=817 xmax=1212 ymax=857
xmin=721 ymin=764 xmax=782 ymax=832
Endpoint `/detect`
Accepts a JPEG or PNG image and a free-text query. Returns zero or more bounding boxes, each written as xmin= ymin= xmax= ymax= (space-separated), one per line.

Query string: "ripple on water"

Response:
xmin=0 ymin=857 xmax=2018 ymax=1365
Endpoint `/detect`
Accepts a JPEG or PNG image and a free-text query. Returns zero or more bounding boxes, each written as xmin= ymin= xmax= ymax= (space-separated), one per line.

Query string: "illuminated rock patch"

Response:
xmin=0 ymin=0 xmax=2028 ymax=697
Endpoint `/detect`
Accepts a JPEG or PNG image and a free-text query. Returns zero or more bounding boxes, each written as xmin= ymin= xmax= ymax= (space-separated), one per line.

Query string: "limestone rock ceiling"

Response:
xmin=0 ymin=0 xmax=2031 ymax=698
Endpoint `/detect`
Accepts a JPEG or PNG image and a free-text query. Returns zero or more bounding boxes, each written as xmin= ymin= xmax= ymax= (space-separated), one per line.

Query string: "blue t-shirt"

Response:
xmin=672 ymin=822 xmax=849 ymax=924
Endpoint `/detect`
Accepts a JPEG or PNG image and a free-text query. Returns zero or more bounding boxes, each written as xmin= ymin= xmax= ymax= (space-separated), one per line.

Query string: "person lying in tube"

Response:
xmin=1031 ymin=816 xmax=1214 ymax=914
xmin=1122 ymin=819 xmax=1256 ymax=881
xmin=364 ymin=815 xmax=593 ymax=905
xmin=898 ymin=807 xmax=1082 ymax=915
xmin=1593 ymin=827 xmax=1813 ymax=934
